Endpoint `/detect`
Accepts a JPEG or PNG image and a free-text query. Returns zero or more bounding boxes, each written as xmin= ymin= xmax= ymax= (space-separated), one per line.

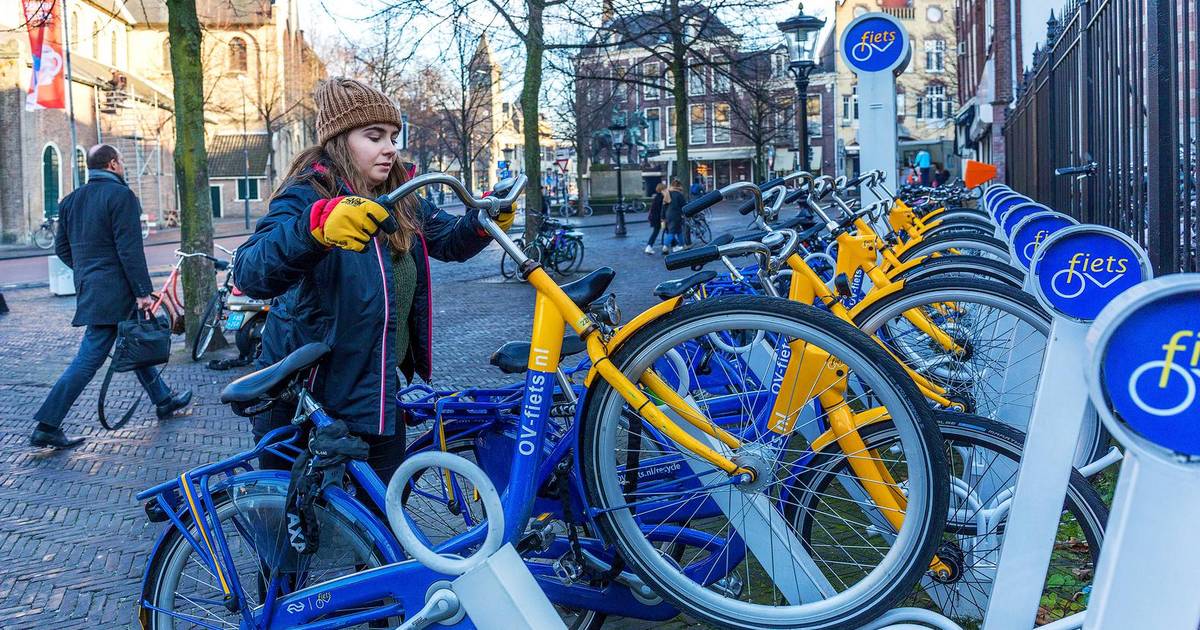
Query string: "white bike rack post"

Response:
xmin=982 ymin=225 xmax=1151 ymax=629
xmin=386 ymin=451 xmax=567 ymax=630
xmin=1081 ymin=275 xmax=1200 ymax=629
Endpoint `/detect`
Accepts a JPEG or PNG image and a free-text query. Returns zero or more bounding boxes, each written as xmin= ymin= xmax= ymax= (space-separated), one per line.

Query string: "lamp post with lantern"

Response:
xmin=608 ymin=120 xmax=629 ymax=237
xmin=777 ymin=3 xmax=825 ymax=174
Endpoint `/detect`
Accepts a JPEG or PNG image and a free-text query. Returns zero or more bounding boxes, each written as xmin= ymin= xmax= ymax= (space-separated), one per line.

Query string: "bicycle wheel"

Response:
xmin=500 ymin=238 xmax=526 ymax=279
xmin=579 ymin=296 xmax=948 ymax=629
xmin=897 ymin=234 xmax=1012 ymax=264
xmin=889 ymin=255 xmax=1024 ymax=288
xmin=192 ymin=292 xmax=226 ymax=361
xmin=690 ymin=216 xmax=713 ymax=244
xmin=581 ymin=204 xmax=594 ymax=217
xmin=98 ymin=362 xmax=151 ymax=430
xmin=790 ymin=414 xmax=1106 ymax=625
xmin=33 ymin=225 xmax=55 ymax=249
xmin=141 ymin=476 xmax=399 ymax=629
xmin=556 ymin=238 xmax=584 ymax=274
xmin=852 ymin=277 xmax=1107 ymax=467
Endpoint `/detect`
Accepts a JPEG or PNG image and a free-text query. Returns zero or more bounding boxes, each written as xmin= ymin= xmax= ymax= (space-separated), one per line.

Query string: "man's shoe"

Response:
xmin=644 ymin=245 xmax=654 ymax=254
xmin=157 ymin=390 xmax=193 ymax=420
xmin=661 ymin=246 xmax=669 ymax=255
xmin=30 ymin=427 xmax=85 ymax=450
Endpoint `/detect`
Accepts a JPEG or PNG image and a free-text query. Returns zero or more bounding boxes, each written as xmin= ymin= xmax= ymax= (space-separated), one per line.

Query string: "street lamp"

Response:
xmin=777 ymin=3 xmax=825 ymax=175
xmin=608 ymin=123 xmax=628 ymax=236
xmin=237 ymin=73 xmax=251 ymax=229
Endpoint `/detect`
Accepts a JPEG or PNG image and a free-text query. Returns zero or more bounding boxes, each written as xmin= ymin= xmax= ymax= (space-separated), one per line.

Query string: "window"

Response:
xmin=643 ymin=63 xmax=660 ymax=100
xmin=236 ymin=178 xmax=261 ymax=201
xmin=712 ymin=62 xmax=730 ymax=93
xmin=690 ymin=104 xmax=706 ymax=144
xmin=91 ymin=22 xmax=99 ymax=58
xmin=925 ymin=40 xmax=946 ymax=72
xmin=42 ymin=144 xmax=61 ymax=217
xmin=841 ymin=86 xmax=859 ymax=124
xmin=111 ymin=30 xmax=118 ymax=65
xmin=664 ymin=66 xmax=675 ymax=93
xmin=917 ymin=84 xmax=948 ymax=120
xmin=777 ymin=98 xmax=795 ymax=137
xmin=613 ymin=64 xmax=627 ymax=103
xmin=806 ymin=95 xmax=822 ymax=138
xmin=688 ymin=66 xmax=705 ymax=96
xmin=644 ymin=108 xmax=661 ymax=143
xmin=666 ymin=106 xmax=676 ymax=145
xmin=74 ymin=146 xmax=87 ymax=187
xmin=712 ymin=103 xmax=730 ymax=143
xmin=229 ymin=37 xmax=248 ymax=72
xmin=896 ymin=90 xmax=905 ymax=118
xmin=210 ymin=185 xmax=223 ymax=218
xmin=773 ymin=51 xmax=788 ymax=79
xmin=163 ymin=39 xmax=171 ymax=70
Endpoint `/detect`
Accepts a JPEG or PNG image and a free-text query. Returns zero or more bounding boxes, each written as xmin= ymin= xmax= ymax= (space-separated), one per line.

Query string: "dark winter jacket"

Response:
xmin=233 ymin=168 xmax=492 ymax=435
xmin=647 ymin=191 xmax=664 ymax=225
xmin=55 ymin=169 xmax=154 ymax=326
xmin=665 ymin=190 xmax=686 ymax=232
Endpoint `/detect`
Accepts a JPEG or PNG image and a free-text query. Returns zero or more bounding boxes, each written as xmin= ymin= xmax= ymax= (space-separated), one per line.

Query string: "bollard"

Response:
xmin=1082 ymin=275 xmax=1200 ymax=629
xmin=983 ymin=225 xmax=1151 ymax=629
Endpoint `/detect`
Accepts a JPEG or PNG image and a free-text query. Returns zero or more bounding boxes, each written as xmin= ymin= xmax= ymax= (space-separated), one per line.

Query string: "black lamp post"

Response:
xmin=777 ymin=3 xmax=825 ymax=174
xmin=608 ymin=123 xmax=629 ymax=236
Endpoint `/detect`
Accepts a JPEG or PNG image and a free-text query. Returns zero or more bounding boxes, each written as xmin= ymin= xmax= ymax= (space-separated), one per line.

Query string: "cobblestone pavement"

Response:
xmin=0 ymin=210 xmax=751 ymax=628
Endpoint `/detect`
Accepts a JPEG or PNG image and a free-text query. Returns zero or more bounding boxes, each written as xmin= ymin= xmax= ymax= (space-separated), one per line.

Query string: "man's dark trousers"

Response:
xmin=33 ymin=324 xmax=169 ymax=428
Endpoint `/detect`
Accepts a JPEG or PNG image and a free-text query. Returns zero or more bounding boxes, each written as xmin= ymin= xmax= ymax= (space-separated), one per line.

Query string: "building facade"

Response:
xmin=832 ymin=0 xmax=959 ymax=179
xmin=953 ymin=0 xmax=1021 ymax=180
xmin=574 ymin=6 xmax=837 ymax=201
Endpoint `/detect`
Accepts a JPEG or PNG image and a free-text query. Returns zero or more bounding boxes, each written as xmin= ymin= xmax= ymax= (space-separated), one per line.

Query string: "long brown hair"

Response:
xmin=275 ymin=133 xmax=420 ymax=255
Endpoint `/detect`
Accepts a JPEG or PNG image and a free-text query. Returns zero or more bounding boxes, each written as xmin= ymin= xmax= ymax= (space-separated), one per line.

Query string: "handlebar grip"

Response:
xmin=1054 ymin=164 xmax=1094 ymax=176
xmin=845 ymin=173 xmax=870 ymax=188
xmin=683 ymin=190 xmax=723 ymax=217
xmin=664 ymin=245 xmax=720 ymax=270
xmin=736 ymin=197 xmax=757 ymax=215
xmin=756 ymin=177 xmax=786 ymax=192
xmin=783 ymin=188 xmax=809 ymax=204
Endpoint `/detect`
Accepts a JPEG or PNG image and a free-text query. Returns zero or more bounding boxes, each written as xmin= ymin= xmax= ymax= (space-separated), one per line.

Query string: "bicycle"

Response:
xmin=500 ymin=218 xmax=584 ymax=278
xmin=139 ymin=172 xmax=952 ymax=630
xmin=32 ymin=216 xmax=56 ymax=249
xmin=193 ymin=245 xmax=271 ymax=362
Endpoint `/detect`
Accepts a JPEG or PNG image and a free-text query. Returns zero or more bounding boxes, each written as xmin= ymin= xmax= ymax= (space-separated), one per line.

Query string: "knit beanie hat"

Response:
xmin=314 ymin=77 xmax=403 ymax=146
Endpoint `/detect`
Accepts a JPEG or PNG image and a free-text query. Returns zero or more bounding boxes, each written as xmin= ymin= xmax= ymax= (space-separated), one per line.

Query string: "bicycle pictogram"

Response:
xmin=1048 ymin=252 xmax=1130 ymax=298
xmin=850 ymin=30 xmax=898 ymax=62
xmin=1127 ymin=330 xmax=1200 ymax=417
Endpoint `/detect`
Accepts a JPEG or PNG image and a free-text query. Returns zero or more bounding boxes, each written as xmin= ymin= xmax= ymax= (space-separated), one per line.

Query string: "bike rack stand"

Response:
xmin=385 ymin=451 xmax=567 ymax=630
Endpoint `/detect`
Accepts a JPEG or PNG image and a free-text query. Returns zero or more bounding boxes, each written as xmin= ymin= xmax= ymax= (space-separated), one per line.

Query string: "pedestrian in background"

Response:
xmin=29 ymin=145 xmax=192 ymax=450
xmin=689 ymin=178 xmax=705 ymax=198
xmin=934 ymin=162 xmax=951 ymax=187
xmin=645 ymin=182 xmax=666 ymax=255
xmin=664 ymin=179 xmax=687 ymax=253
xmin=915 ymin=149 xmax=933 ymax=186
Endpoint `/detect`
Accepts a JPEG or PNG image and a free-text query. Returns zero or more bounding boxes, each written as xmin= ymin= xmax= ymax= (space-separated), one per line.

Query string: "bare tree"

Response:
xmin=719 ymin=47 xmax=794 ymax=181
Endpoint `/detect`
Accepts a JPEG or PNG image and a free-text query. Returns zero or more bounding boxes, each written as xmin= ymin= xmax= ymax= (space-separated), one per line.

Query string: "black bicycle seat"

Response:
xmin=653 ymin=270 xmax=717 ymax=300
xmin=490 ymin=336 xmax=587 ymax=374
xmin=561 ymin=267 xmax=615 ymax=309
xmin=221 ymin=342 xmax=330 ymax=404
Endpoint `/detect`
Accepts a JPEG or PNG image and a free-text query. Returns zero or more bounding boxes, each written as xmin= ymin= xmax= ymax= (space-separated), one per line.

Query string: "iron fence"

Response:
xmin=1005 ymin=0 xmax=1198 ymax=273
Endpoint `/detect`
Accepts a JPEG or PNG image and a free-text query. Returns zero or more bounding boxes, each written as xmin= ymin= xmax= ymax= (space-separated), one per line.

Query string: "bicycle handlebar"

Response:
xmin=1054 ymin=162 xmax=1097 ymax=177
xmin=682 ymin=190 xmax=723 ymax=217
xmin=378 ymin=173 xmax=527 ymax=219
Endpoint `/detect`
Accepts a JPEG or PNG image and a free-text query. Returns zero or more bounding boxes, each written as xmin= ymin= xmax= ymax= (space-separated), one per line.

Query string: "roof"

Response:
xmin=122 ymin=0 xmax=270 ymax=27
xmin=585 ymin=5 xmax=736 ymax=52
xmin=207 ymin=134 xmax=270 ymax=178
xmin=121 ymin=0 xmax=168 ymax=25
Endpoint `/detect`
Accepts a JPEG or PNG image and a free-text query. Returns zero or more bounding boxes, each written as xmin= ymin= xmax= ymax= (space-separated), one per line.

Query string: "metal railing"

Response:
xmin=1004 ymin=0 xmax=1198 ymax=273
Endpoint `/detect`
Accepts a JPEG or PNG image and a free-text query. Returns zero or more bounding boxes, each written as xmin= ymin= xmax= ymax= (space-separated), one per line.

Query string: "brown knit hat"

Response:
xmin=314 ymin=77 xmax=403 ymax=146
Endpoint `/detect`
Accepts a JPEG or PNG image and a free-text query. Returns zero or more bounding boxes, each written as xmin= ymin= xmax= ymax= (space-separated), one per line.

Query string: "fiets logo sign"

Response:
xmin=841 ymin=15 xmax=908 ymax=74
xmin=1129 ymin=329 xmax=1200 ymax=417
xmin=1033 ymin=229 xmax=1145 ymax=322
xmin=518 ymin=371 xmax=550 ymax=456
xmin=1050 ymin=251 xmax=1130 ymax=299
xmin=850 ymin=30 xmax=897 ymax=61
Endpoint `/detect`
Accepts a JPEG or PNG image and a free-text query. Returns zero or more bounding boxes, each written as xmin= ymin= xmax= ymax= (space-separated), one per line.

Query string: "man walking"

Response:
xmin=915 ymin=149 xmax=933 ymax=186
xmin=30 ymin=145 xmax=191 ymax=449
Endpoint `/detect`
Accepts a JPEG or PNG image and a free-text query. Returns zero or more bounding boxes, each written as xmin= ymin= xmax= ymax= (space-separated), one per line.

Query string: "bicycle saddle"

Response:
xmin=654 ymin=270 xmax=717 ymax=300
xmin=221 ymin=342 xmax=330 ymax=404
xmin=562 ymin=267 xmax=615 ymax=309
xmin=490 ymin=335 xmax=587 ymax=374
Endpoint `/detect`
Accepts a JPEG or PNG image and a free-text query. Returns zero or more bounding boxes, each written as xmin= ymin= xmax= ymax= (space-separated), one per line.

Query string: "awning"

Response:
xmin=647 ymin=146 xmax=756 ymax=163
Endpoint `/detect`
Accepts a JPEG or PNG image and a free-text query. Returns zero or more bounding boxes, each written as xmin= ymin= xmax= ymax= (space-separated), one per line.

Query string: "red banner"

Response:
xmin=23 ymin=0 xmax=66 ymax=110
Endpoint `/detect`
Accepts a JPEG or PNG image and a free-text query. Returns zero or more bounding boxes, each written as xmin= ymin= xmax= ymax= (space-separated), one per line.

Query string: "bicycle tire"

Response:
xmin=790 ymin=414 xmax=1107 ymax=625
xmin=500 ymin=238 xmax=526 ymax=279
xmin=140 ymin=478 xmax=399 ymax=629
xmin=98 ymin=362 xmax=150 ymax=430
xmin=192 ymin=292 xmax=225 ymax=361
xmin=851 ymin=276 xmax=1108 ymax=467
xmin=581 ymin=204 xmax=594 ymax=217
xmin=918 ymin=220 xmax=996 ymax=241
xmin=897 ymin=233 xmax=1012 ymax=264
xmin=33 ymin=226 xmax=55 ymax=249
xmin=235 ymin=311 xmax=267 ymax=360
xmin=557 ymin=238 xmax=584 ymax=274
xmin=889 ymin=255 xmax=1024 ymax=288
xmin=579 ymin=296 xmax=948 ymax=629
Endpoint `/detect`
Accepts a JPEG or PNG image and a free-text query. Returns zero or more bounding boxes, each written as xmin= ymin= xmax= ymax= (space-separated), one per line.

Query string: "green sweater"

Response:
xmin=391 ymin=251 xmax=418 ymax=367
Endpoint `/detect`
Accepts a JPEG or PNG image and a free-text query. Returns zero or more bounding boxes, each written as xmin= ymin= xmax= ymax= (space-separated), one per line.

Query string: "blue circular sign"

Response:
xmin=1031 ymin=227 xmax=1150 ymax=322
xmin=841 ymin=14 xmax=909 ymax=74
xmin=1010 ymin=212 xmax=1077 ymax=271
xmin=1097 ymin=281 xmax=1200 ymax=455
xmin=991 ymin=193 xmax=1030 ymax=224
xmin=983 ymin=186 xmax=1012 ymax=207
xmin=1001 ymin=202 xmax=1052 ymax=238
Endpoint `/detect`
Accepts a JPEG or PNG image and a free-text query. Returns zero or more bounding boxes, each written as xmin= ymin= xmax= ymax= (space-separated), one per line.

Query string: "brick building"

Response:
xmin=952 ymin=0 xmax=1021 ymax=179
xmin=574 ymin=5 xmax=837 ymax=199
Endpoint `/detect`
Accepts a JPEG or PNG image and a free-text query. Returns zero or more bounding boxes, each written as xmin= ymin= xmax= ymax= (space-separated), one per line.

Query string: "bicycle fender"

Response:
xmin=583 ymin=296 xmax=683 ymax=387
xmin=846 ymin=280 xmax=907 ymax=321
xmin=880 ymin=255 xmax=927 ymax=279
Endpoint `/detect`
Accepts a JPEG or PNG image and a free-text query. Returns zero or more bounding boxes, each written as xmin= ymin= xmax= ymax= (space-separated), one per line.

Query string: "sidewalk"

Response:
xmin=0 ymin=218 xmax=255 ymax=261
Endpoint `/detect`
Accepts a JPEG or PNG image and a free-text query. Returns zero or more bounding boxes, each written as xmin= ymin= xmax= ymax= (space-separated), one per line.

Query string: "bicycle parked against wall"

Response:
xmin=500 ymin=217 xmax=585 ymax=278
xmin=138 ymin=172 xmax=954 ymax=630
xmin=32 ymin=216 xmax=57 ymax=249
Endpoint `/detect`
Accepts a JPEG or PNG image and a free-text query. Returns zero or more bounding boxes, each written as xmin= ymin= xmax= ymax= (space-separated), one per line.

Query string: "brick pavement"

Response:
xmin=0 ymin=212 xmax=749 ymax=629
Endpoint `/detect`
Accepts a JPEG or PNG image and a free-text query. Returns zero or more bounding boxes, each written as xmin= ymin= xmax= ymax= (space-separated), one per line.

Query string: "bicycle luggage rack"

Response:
xmin=872 ymin=184 xmax=1200 ymax=629
xmin=396 ymin=384 xmax=525 ymax=424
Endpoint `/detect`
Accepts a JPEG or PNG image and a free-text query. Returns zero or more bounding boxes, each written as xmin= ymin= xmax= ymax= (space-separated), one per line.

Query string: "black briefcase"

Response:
xmin=111 ymin=310 xmax=171 ymax=372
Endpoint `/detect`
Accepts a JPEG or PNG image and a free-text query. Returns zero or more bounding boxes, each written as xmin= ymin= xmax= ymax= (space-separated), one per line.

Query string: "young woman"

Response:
xmin=644 ymin=182 xmax=666 ymax=255
xmin=233 ymin=77 xmax=514 ymax=484
xmin=664 ymin=179 xmax=687 ymax=253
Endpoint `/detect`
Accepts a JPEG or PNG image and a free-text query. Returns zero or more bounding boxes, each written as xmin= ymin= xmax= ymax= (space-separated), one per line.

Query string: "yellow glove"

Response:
xmin=495 ymin=204 xmax=516 ymax=232
xmin=309 ymin=196 xmax=391 ymax=252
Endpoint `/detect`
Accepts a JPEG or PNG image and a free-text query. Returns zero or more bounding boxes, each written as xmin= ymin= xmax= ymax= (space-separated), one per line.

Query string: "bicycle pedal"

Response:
xmin=552 ymin=554 xmax=584 ymax=584
xmin=516 ymin=514 xmax=557 ymax=554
